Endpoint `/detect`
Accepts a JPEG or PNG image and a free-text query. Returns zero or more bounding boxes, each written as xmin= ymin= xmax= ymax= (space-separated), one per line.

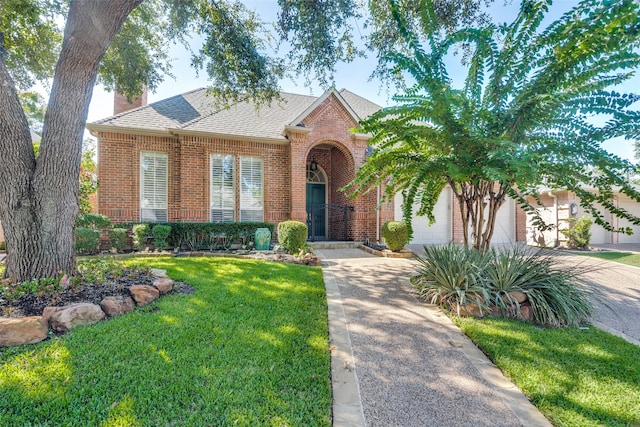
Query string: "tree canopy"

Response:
xmin=347 ymin=0 xmax=640 ymax=250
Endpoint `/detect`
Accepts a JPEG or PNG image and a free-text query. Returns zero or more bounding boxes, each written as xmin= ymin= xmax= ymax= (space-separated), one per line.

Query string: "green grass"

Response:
xmin=0 ymin=257 xmax=331 ymax=426
xmin=581 ymin=251 xmax=640 ymax=268
xmin=456 ymin=317 xmax=640 ymax=427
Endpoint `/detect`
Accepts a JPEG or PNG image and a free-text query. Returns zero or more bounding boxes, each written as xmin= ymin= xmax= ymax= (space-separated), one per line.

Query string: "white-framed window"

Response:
xmin=210 ymin=154 xmax=236 ymax=222
xmin=140 ymin=151 xmax=168 ymax=222
xmin=240 ymin=156 xmax=264 ymax=221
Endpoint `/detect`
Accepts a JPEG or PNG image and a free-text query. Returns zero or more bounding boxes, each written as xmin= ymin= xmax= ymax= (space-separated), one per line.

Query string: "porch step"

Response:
xmin=308 ymin=241 xmax=362 ymax=250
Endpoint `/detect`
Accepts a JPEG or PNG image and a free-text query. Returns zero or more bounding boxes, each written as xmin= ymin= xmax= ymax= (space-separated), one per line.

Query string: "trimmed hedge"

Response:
xmin=75 ymin=227 xmax=100 ymax=255
xmin=117 ymin=222 xmax=275 ymax=251
xmin=381 ymin=221 xmax=409 ymax=252
xmin=109 ymin=228 xmax=127 ymax=253
xmin=76 ymin=213 xmax=111 ymax=230
xmin=277 ymin=221 xmax=308 ymax=254
xmin=132 ymin=224 xmax=150 ymax=251
xmin=152 ymin=225 xmax=171 ymax=250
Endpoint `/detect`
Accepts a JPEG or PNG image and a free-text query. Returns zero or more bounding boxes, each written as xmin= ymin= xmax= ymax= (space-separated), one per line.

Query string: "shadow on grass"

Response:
xmin=458 ymin=317 xmax=640 ymax=427
xmin=0 ymin=257 xmax=331 ymax=427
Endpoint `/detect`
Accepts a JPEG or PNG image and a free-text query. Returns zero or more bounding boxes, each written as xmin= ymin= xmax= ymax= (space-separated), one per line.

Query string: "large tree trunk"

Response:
xmin=0 ymin=0 xmax=142 ymax=282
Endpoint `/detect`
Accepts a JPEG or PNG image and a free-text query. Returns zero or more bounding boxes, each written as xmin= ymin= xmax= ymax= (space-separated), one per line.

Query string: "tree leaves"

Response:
xmin=348 ymin=0 xmax=640 ymax=249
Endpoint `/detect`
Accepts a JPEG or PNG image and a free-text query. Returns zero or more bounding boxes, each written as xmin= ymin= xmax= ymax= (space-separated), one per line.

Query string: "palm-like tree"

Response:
xmin=348 ymin=0 xmax=640 ymax=251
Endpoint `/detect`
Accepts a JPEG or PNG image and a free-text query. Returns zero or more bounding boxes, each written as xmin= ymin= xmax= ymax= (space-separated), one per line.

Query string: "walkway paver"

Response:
xmin=317 ymin=248 xmax=551 ymax=427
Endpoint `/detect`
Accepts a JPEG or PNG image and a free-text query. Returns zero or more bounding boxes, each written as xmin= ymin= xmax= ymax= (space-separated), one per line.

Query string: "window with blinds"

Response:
xmin=210 ymin=154 xmax=236 ymax=222
xmin=240 ymin=156 xmax=264 ymax=222
xmin=140 ymin=151 xmax=168 ymax=222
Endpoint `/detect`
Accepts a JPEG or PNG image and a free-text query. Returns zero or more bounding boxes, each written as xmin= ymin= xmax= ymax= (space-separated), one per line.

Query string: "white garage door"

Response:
xmin=488 ymin=197 xmax=516 ymax=245
xmin=578 ymin=203 xmax=611 ymax=245
xmin=617 ymin=196 xmax=640 ymax=244
xmin=394 ymin=188 xmax=451 ymax=245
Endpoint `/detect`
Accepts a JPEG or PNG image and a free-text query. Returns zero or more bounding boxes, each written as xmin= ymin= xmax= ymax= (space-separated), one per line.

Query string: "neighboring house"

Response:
xmin=87 ymin=88 xmax=395 ymax=242
xmin=525 ymin=189 xmax=640 ymax=247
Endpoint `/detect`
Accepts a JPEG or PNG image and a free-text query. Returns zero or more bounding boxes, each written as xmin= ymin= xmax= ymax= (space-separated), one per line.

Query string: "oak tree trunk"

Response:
xmin=0 ymin=0 xmax=142 ymax=282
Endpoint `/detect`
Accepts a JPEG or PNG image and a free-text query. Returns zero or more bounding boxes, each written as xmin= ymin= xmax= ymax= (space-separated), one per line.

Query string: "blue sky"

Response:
xmin=87 ymin=0 xmax=639 ymax=160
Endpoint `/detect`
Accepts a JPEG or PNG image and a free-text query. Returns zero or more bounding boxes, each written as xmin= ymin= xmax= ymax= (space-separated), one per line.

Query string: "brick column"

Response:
xmin=287 ymin=129 xmax=311 ymax=222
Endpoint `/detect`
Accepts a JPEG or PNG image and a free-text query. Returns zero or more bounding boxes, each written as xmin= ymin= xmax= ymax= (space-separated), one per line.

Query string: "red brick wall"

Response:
xmin=98 ymin=91 xmax=385 ymax=241
xmin=114 ymin=90 xmax=148 ymax=115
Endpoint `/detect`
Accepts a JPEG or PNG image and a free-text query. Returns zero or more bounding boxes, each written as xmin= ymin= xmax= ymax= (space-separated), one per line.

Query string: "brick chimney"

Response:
xmin=113 ymin=87 xmax=148 ymax=115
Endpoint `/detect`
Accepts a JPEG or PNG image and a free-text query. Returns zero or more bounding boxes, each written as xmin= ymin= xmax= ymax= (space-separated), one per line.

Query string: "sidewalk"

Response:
xmin=316 ymin=248 xmax=551 ymax=427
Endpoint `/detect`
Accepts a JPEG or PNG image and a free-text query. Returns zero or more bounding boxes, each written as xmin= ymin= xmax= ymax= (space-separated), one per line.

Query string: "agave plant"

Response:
xmin=412 ymin=244 xmax=490 ymax=315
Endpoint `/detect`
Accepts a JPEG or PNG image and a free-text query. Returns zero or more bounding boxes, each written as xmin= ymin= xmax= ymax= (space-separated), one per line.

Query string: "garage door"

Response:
xmin=487 ymin=197 xmax=516 ymax=245
xmin=394 ymin=188 xmax=451 ymax=245
xmin=617 ymin=196 xmax=640 ymax=244
xmin=578 ymin=203 xmax=611 ymax=245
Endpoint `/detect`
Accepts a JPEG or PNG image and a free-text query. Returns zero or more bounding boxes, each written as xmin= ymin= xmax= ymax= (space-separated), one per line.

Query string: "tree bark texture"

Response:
xmin=450 ymin=179 xmax=507 ymax=251
xmin=0 ymin=0 xmax=142 ymax=281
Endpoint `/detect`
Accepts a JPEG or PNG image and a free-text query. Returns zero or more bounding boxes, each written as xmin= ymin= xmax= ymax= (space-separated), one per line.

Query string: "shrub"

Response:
xmin=109 ymin=228 xmax=127 ymax=253
xmin=412 ymin=244 xmax=490 ymax=315
xmin=412 ymin=245 xmax=592 ymax=326
xmin=76 ymin=213 xmax=111 ymax=230
xmin=75 ymin=227 xmax=100 ymax=255
xmin=132 ymin=223 xmax=150 ymax=251
xmin=277 ymin=221 xmax=308 ymax=254
xmin=561 ymin=216 xmax=592 ymax=249
xmin=0 ymin=241 xmax=5 ymax=251
xmin=152 ymin=225 xmax=172 ymax=251
xmin=381 ymin=221 xmax=409 ymax=252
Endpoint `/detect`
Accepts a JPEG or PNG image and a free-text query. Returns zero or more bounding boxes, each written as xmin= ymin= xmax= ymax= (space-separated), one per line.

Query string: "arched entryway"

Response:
xmin=305 ymin=143 xmax=355 ymax=241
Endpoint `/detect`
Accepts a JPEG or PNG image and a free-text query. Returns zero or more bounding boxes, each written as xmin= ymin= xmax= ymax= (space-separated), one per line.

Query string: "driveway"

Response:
xmin=552 ymin=252 xmax=640 ymax=345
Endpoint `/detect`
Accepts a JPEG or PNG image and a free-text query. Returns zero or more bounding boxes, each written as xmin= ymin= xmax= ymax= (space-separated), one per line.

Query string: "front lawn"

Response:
xmin=0 ymin=257 xmax=331 ymax=426
xmin=581 ymin=251 xmax=640 ymax=268
xmin=456 ymin=317 xmax=640 ymax=427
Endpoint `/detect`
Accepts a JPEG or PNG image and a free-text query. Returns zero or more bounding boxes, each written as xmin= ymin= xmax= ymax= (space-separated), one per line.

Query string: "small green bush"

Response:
xmin=109 ymin=228 xmax=127 ymax=253
xmin=277 ymin=221 xmax=308 ymax=254
xmin=76 ymin=213 xmax=111 ymax=230
xmin=0 ymin=241 xmax=5 ymax=251
xmin=75 ymin=227 xmax=100 ymax=255
xmin=152 ymin=225 xmax=172 ymax=251
xmin=412 ymin=245 xmax=592 ymax=327
xmin=561 ymin=216 xmax=592 ymax=249
xmin=381 ymin=221 xmax=409 ymax=252
xmin=132 ymin=223 xmax=150 ymax=251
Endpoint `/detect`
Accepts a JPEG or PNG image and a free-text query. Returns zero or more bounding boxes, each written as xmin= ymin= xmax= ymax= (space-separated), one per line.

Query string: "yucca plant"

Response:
xmin=346 ymin=0 xmax=640 ymax=251
xmin=412 ymin=244 xmax=490 ymax=315
xmin=485 ymin=247 xmax=592 ymax=326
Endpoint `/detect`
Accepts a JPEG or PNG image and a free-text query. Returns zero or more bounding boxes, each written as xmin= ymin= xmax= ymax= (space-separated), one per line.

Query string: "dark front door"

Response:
xmin=306 ymin=183 xmax=326 ymax=240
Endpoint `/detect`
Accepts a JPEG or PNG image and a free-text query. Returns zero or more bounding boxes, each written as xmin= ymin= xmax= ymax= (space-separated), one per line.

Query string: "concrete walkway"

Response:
xmin=317 ymin=248 xmax=551 ymax=427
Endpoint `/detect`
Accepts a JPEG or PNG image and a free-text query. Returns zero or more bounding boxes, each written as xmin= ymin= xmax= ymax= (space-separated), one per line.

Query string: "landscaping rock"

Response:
xmin=0 ymin=316 xmax=48 ymax=347
xmin=100 ymin=296 xmax=135 ymax=317
xmin=451 ymin=303 xmax=485 ymax=317
xmin=130 ymin=285 xmax=160 ymax=306
xmin=518 ymin=304 xmax=534 ymax=322
xmin=509 ymin=291 xmax=528 ymax=304
xmin=46 ymin=303 xmax=106 ymax=332
xmin=150 ymin=268 xmax=168 ymax=278
xmin=152 ymin=278 xmax=174 ymax=295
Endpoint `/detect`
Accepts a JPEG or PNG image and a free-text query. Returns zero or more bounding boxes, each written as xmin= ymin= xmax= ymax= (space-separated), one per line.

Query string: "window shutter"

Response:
xmin=210 ymin=154 xmax=235 ymax=222
xmin=140 ymin=152 xmax=168 ymax=222
xmin=240 ymin=156 xmax=264 ymax=222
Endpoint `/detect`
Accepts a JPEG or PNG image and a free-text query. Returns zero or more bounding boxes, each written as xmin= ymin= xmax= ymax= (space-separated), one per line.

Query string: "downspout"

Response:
xmin=548 ymin=191 xmax=558 ymax=247
xmin=376 ymin=185 xmax=381 ymax=242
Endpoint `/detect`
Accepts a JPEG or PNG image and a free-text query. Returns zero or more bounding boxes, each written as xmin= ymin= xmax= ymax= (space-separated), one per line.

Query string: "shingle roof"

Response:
xmin=90 ymin=87 xmax=382 ymax=140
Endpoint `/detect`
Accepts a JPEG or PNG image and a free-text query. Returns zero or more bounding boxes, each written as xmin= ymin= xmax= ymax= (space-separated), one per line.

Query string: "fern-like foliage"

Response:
xmin=346 ymin=0 xmax=640 ymax=250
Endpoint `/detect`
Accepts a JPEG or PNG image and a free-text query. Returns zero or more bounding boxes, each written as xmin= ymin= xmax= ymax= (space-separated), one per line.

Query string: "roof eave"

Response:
xmin=168 ymin=128 xmax=290 ymax=145
xmin=86 ymin=123 xmax=173 ymax=138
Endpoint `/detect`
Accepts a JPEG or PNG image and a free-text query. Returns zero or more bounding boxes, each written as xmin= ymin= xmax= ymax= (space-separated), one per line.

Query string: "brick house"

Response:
xmin=87 ymin=88 xmax=395 ymax=242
